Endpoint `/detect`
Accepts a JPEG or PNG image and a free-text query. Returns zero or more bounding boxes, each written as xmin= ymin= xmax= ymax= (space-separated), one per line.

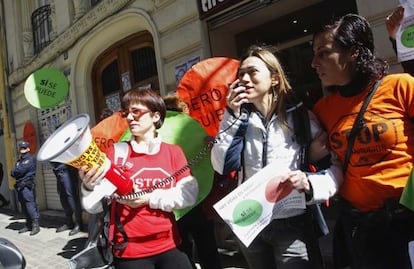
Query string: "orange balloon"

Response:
xmin=91 ymin=112 xmax=129 ymax=152
xmin=176 ymin=57 xmax=240 ymax=136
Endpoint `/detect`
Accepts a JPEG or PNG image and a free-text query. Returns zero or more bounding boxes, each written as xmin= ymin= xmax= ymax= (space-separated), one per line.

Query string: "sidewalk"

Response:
xmin=0 ymin=206 xmax=334 ymax=269
xmin=0 ymin=207 xmax=248 ymax=269
xmin=0 ymin=207 xmax=88 ymax=269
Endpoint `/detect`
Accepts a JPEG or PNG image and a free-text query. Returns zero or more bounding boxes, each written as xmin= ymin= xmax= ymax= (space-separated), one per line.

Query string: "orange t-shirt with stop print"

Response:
xmin=314 ymin=73 xmax=414 ymax=211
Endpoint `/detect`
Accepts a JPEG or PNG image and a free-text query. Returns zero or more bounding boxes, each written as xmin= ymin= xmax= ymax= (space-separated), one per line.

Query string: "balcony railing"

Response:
xmin=31 ymin=5 xmax=52 ymax=54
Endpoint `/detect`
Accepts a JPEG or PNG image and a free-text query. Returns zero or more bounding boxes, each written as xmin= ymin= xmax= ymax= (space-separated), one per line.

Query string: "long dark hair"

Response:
xmin=314 ymin=14 xmax=388 ymax=91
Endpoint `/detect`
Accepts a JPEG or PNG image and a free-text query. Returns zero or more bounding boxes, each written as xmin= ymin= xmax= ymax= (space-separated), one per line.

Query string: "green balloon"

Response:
xmin=119 ymin=111 xmax=214 ymax=219
xmin=24 ymin=68 xmax=69 ymax=109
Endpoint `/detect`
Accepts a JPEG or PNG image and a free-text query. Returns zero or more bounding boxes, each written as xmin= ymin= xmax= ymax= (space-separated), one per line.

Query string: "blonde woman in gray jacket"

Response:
xmin=211 ymin=45 xmax=342 ymax=269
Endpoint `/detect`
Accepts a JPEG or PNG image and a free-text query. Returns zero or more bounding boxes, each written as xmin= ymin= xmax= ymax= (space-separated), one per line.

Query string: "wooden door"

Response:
xmin=92 ymin=31 xmax=158 ymax=121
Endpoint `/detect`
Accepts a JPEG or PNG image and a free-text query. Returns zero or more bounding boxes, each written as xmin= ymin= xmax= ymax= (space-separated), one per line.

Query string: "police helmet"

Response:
xmin=18 ymin=141 xmax=30 ymax=149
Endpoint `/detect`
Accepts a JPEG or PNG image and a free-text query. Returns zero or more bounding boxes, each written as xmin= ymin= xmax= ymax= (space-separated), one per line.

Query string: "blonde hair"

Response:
xmin=240 ymin=45 xmax=295 ymax=128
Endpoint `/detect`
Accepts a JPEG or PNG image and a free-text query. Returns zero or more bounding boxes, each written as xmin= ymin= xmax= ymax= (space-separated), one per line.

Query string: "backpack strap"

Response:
xmin=113 ymin=142 xmax=129 ymax=168
xmin=291 ymin=102 xmax=312 ymax=171
xmin=108 ymin=142 xmax=129 ymax=251
xmin=291 ymin=103 xmax=328 ymax=269
xmin=109 ymin=201 xmax=128 ymax=251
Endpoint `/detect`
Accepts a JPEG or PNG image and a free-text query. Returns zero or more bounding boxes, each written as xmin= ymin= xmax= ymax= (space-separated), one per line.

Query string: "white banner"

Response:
xmin=213 ymin=162 xmax=306 ymax=247
xmin=396 ymin=0 xmax=414 ymax=62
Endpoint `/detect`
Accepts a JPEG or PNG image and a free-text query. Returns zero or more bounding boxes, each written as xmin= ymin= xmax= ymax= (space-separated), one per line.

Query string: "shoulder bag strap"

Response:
xmin=109 ymin=143 xmax=129 ymax=250
xmin=113 ymin=142 xmax=129 ymax=168
xmin=343 ymin=79 xmax=382 ymax=173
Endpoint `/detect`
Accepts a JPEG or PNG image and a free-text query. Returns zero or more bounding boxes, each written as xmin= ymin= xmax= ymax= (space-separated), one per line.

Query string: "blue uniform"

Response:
xmin=11 ymin=152 xmax=39 ymax=222
xmin=50 ymin=162 xmax=82 ymax=226
xmin=0 ymin=163 xmax=9 ymax=206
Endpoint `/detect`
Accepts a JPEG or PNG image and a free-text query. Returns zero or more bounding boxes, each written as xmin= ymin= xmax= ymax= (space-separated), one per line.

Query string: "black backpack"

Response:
xmin=292 ymin=103 xmax=329 ymax=269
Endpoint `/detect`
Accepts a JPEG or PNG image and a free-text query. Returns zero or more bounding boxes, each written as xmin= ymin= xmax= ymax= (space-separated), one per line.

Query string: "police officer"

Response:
xmin=11 ymin=141 xmax=40 ymax=236
xmin=50 ymin=162 xmax=83 ymax=235
xmin=0 ymin=162 xmax=10 ymax=207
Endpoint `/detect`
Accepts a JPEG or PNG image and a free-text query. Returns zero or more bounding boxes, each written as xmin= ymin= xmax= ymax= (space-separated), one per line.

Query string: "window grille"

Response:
xmin=132 ymin=47 xmax=157 ymax=83
xmin=31 ymin=5 xmax=52 ymax=54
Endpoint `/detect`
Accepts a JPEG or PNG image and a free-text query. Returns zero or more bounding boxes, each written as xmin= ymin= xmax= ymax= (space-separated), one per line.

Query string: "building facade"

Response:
xmin=0 ymin=0 xmax=403 ymax=211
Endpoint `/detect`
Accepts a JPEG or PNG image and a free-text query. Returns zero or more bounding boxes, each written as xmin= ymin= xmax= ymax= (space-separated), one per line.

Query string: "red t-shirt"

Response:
xmin=106 ymin=142 xmax=191 ymax=258
xmin=314 ymin=74 xmax=414 ymax=211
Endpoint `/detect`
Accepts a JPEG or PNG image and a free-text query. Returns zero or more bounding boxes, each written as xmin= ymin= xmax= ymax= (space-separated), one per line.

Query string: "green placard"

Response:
xmin=400 ymin=169 xmax=414 ymax=212
xmin=24 ymin=68 xmax=69 ymax=109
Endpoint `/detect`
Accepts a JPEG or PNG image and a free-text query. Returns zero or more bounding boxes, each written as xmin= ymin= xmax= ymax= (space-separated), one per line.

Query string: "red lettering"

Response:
xmin=197 ymin=108 xmax=223 ymax=128
xmin=190 ymin=98 xmax=200 ymax=110
xmin=215 ymin=107 xmax=225 ymax=121
xmin=188 ymin=88 xmax=225 ymax=111
xmin=93 ymin=137 xmax=116 ymax=151
xmin=211 ymin=88 xmax=222 ymax=101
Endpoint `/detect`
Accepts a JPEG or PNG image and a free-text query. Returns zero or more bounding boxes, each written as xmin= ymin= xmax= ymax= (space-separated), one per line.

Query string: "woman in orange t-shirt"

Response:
xmin=312 ymin=14 xmax=414 ymax=269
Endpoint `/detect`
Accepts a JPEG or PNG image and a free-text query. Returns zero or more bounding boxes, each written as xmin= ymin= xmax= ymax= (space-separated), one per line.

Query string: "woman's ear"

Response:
xmin=152 ymin=112 xmax=161 ymax=121
xmin=152 ymin=112 xmax=162 ymax=129
xmin=271 ymin=75 xmax=279 ymax=87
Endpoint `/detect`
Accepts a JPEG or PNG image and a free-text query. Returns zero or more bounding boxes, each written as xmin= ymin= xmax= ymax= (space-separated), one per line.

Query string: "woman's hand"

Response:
xmin=280 ymin=170 xmax=311 ymax=194
xmin=386 ymin=6 xmax=404 ymax=39
xmin=226 ymin=80 xmax=249 ymax=116
xmin=117 ymin=196 xmax=149 ymax=208
xmin=309 ymin=130 xmax=330 ymax=163
xmin=79 ymin=164 xmax=105 ymax=191
xmin=116 ymin=184 xmax=149 ymax=208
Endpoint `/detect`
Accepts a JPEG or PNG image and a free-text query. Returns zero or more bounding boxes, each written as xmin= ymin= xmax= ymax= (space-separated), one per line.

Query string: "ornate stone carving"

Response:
xmin=22 ymin=31 xmax=34 ymax=60
xmin=73 ymin=0 xmax=90 ymax=21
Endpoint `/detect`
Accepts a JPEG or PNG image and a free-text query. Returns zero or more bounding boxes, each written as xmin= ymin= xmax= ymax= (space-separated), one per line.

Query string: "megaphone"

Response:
xmin=37 ymin=114 xmax=133 ymax=209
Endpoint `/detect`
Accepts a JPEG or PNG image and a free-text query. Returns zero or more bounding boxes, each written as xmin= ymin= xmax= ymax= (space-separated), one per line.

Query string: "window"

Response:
xmin=32 ymin=5 xmax=52 ymax=54
xmin=131 ymin=47 xmax=157 ymax=83
xmin=102 ymin=60 xmax=120 ymax=96
xmin=92 ymin=31 xmax=158 ymax=121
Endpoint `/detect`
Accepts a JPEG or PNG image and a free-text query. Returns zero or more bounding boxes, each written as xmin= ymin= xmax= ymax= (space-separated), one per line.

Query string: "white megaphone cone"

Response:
xmin=37 ymin=114 xmax=133 ymax=210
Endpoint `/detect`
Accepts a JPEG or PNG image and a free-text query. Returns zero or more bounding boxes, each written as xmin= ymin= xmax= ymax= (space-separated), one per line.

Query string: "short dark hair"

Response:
xmin=121 ymin=88 xmax=166 ymax=129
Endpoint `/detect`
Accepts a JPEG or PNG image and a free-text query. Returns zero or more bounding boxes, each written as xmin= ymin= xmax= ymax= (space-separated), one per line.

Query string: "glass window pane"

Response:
xmin=131 ymin=47 xmax=157 ymax=83
xmin=102 ymin=60 xmax=120 ymax=95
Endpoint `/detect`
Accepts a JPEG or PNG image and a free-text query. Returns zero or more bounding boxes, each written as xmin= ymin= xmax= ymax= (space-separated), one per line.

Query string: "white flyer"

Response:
xmin=396 ymin=0 xmax=414 ymax=62
xmin=213 ymin=162 xmax=306 ymax=247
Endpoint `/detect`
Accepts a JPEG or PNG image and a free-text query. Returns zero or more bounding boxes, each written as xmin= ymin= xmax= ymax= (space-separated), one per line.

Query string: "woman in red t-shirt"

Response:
xmin=80 ymin=88 xmax=198 ymax=269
